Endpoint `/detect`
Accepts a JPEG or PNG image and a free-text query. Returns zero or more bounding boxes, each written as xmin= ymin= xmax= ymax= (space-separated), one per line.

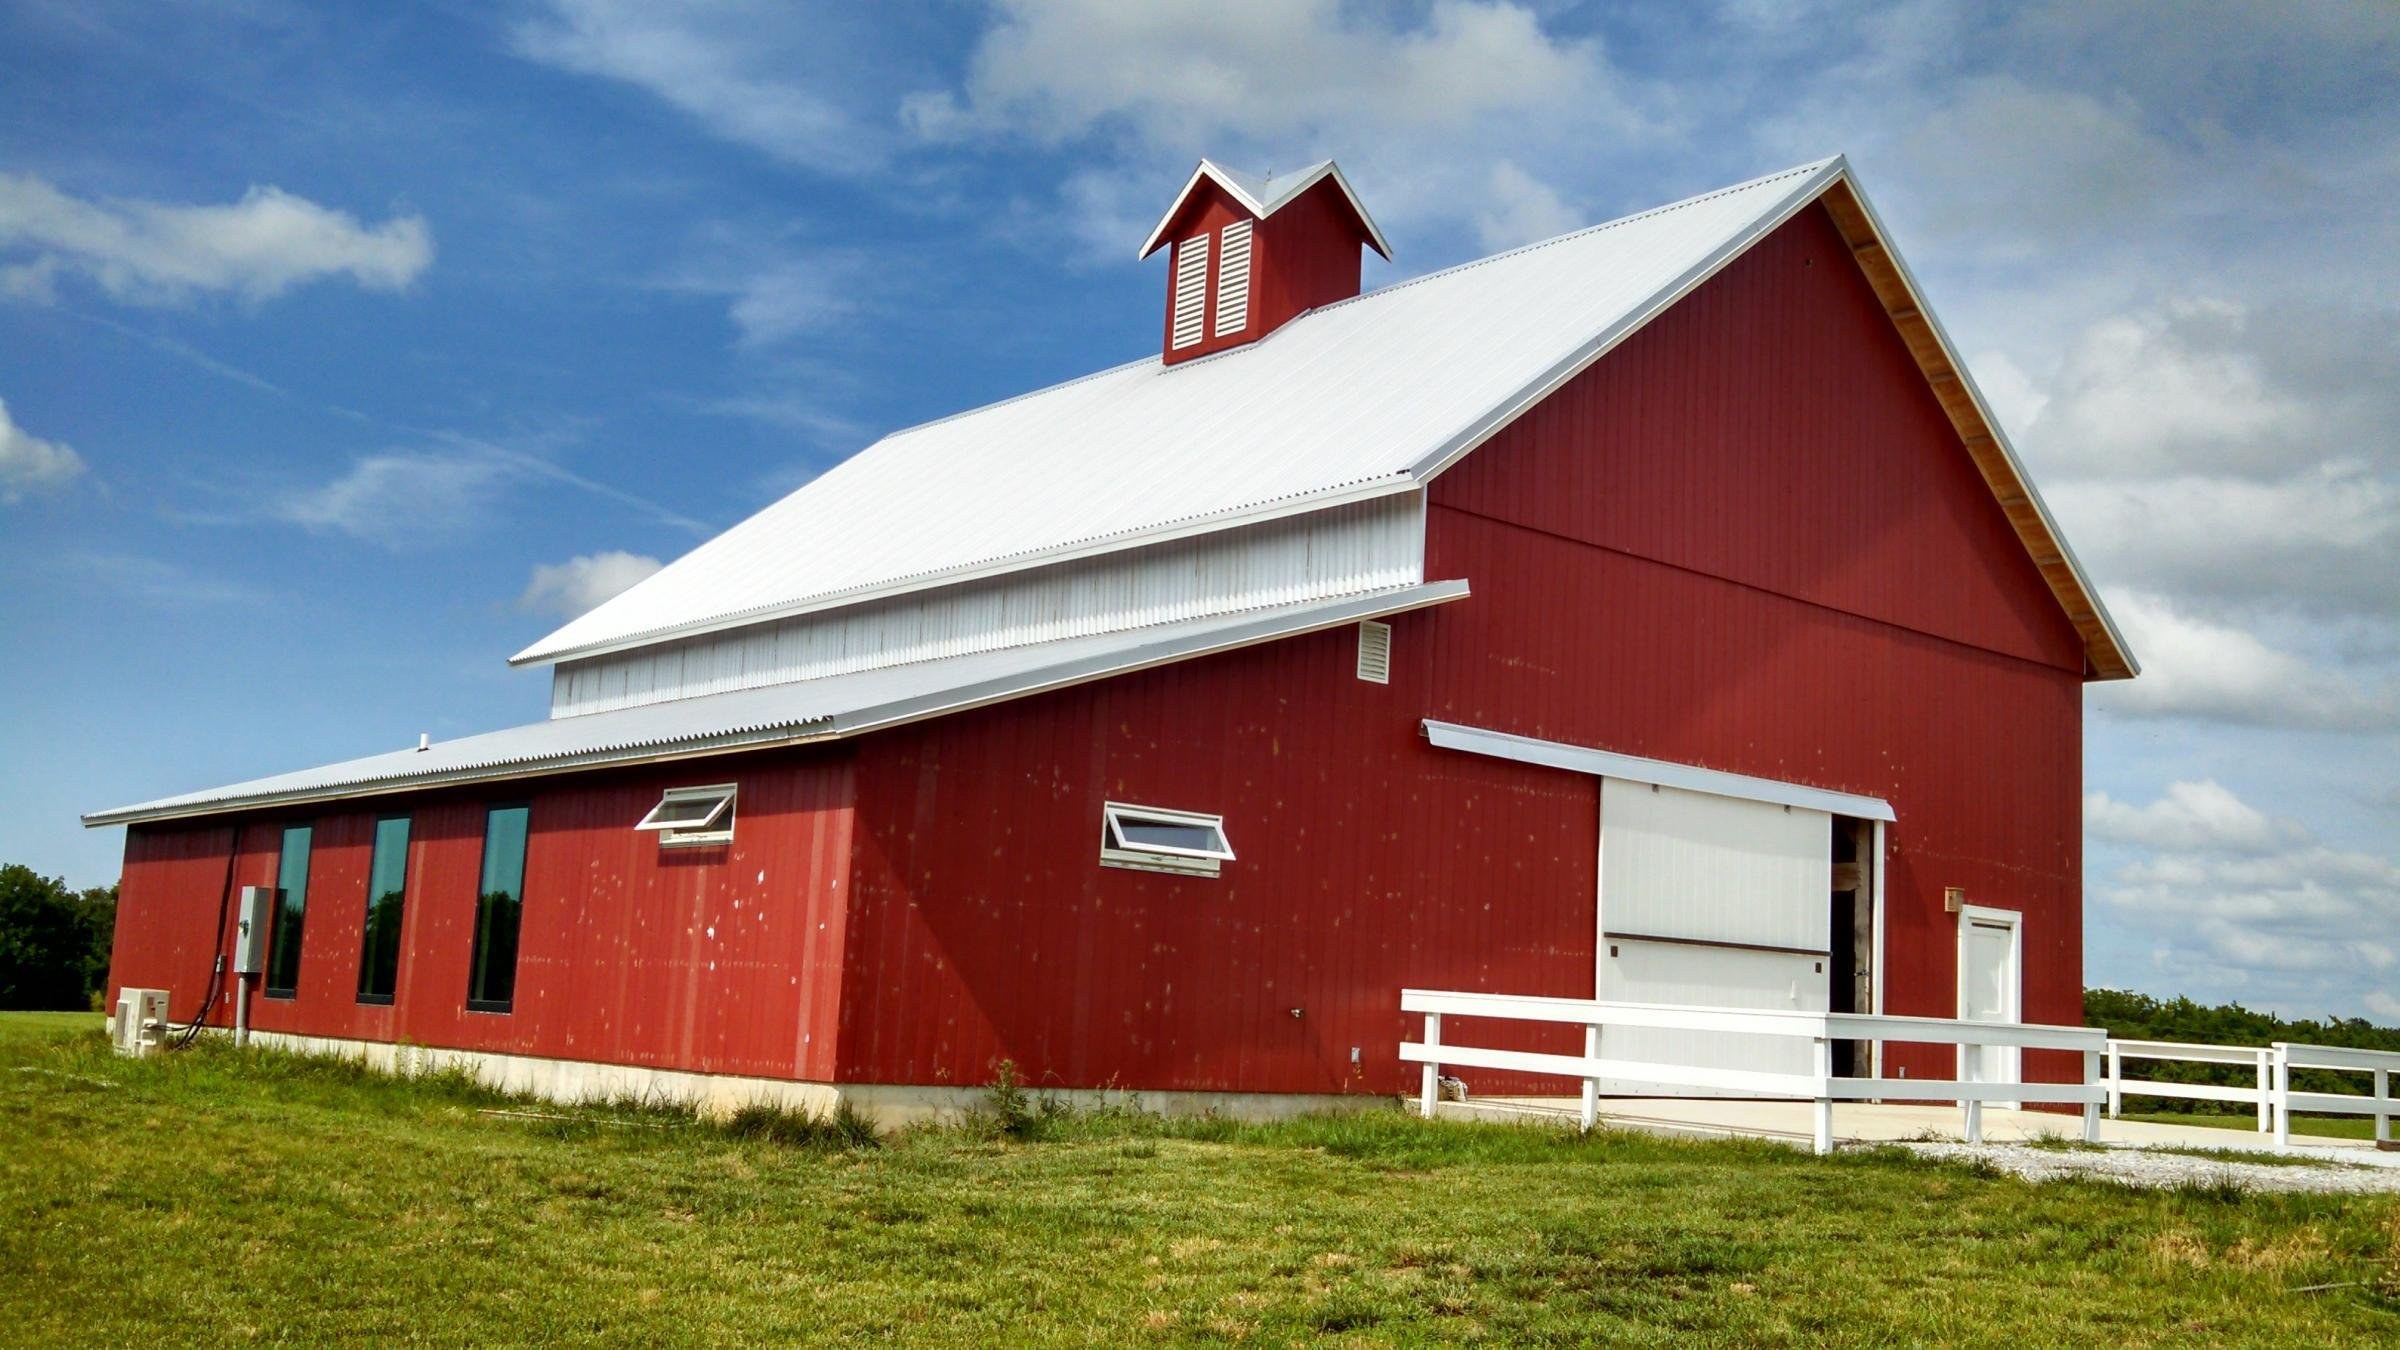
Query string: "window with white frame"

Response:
xmin=1100 ymin=802 xmax=1235 ymax=876
xmin=635 ymin=783 xmax=737 ymax=847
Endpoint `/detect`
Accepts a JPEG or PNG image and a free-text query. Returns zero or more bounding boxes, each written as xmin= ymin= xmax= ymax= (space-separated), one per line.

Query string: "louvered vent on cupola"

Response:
xmin=1212 ymin=219 xmax=1252 ymax=336
xmin=1170 ymin=233 xmax=1210 ymax=350
xmin=1141 ymin=157 xmax=1392 ymax=366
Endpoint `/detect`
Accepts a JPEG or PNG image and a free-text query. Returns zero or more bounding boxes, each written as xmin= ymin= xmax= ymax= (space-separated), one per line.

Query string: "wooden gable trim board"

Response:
xmin=1812 ymin=177 xmax=2135 ymax=679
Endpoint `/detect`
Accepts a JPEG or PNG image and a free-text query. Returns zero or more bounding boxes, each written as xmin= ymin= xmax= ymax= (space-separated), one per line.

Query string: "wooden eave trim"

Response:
xmin=1815 ymin=178 xmax=2136 ymax=681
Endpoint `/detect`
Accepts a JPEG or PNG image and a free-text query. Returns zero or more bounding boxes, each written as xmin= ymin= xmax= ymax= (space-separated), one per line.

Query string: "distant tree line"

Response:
xmin=0 ymin=864 xmax=117 ymax=1011
xmin=2086 ymin=987 xmax=2400 ymax=1111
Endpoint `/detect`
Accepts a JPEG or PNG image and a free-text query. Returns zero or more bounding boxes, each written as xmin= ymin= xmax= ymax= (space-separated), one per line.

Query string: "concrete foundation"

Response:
xmin=230 ymin=1028 xmax=1383 ymax=1128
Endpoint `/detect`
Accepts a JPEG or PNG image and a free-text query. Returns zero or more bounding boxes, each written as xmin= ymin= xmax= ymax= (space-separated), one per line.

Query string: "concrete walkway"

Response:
xmin=1441 ymin=1095 xmax=2400 ymax=1168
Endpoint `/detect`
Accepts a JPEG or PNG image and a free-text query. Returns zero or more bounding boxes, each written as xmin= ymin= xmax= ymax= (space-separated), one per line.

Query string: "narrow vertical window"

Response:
xmin=1170 ymin=233 xmax=1210 ymax=349
xmin=1212 ymin=218 xmax=1252 ymax=336
xmin=264 ymin=824 xmax=312 ymax=997
xmin=356 ymin=815 xmax=410 ymax=1005
xmin=467 ymin=804 xmax=530 ymax=1013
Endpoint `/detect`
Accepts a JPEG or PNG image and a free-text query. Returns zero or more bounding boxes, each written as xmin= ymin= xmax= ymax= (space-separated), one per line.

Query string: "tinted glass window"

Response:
xmin=265 ymin=825 xmax=312 ymax=997
xmin=357 ymin=815 xmax=409 ymax=1003
xmin=468 ymin=805 xmax=529 ymax=1012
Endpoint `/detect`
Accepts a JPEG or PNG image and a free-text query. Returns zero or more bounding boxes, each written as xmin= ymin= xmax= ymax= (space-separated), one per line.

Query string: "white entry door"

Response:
xmin=1957 ymin=907 xmax=2022 ymax=1097
xmin=1595 ymin=778 xmax=1832 ymax=1092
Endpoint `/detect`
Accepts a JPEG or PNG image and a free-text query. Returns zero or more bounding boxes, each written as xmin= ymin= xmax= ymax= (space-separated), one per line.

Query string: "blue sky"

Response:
xmin=4 ymin=1 xmax=2396 ymax=1022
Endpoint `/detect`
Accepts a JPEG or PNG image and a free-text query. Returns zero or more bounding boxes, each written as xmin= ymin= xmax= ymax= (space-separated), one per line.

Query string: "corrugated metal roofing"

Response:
xmin=87 ymin=582 xmax=1467 ymax=827
xmin=516 ymin=158 xmax=1849 ymax=667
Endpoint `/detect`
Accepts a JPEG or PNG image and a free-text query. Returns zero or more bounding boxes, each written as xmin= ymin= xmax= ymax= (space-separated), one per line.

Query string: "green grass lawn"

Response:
xmin=2120 ymin=1109 xmax=2384 ymax=1142
xmin=3 ymin=1012 xmax=2396 ymax=1345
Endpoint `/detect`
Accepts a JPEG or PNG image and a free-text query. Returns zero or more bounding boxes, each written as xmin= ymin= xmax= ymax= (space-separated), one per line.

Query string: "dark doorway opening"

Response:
xmin=1828 ymin=816 xmax=1875 ymax=1076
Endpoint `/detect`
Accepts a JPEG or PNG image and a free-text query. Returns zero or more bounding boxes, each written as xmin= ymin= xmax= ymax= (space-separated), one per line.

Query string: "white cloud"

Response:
xmin=2085 ymin=779 xmax=2300 ymax=855
xmin=255 ymin=433 xmax=708 ymax=548
xmin=2049 ymin=466 xmax=2400 ymax=618
xmin=518 ymin=550 xmax=664 ymax=619
xmin=908 ymin=0 xmax=1632 ymax=259
xmin=512 ymin=0 xmax=895 ymax=174
xmin=0 ymin=173 xmax=431 ymax=306
xmin=2369 ymin=991 xmax=2400 ymax=1022
xmin=2091 ymin=779 xmax=2400 ymax=1014
xmin=0 ymin=396 xmax=84 ymax=502
xmin=1473 ymin=161 xmax=1583 ymax=251
xmin=911 ymin=0 xmax=1620 ymax=148
xmin=272 ymin=450 xmax=516 ymax=545
xmin=2091 ymin=590 xmax=2396 ymax=730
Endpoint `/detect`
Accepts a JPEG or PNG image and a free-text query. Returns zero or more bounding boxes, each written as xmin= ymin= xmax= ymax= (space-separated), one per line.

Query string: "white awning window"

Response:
xmin=1101 ymin=801 xmax=1234 ymax=876
xmin=635 ymin=783 xmax=737 ymax=847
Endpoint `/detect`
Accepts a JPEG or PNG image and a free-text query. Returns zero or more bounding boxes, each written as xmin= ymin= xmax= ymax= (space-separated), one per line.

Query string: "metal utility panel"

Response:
xmin=234 ymin=885 xmax=273 ymax=975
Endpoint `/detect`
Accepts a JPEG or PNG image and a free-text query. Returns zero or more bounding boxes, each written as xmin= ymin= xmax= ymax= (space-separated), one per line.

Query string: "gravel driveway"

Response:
xmin=1891 ymin=1141 xmax=2400 ymax=1195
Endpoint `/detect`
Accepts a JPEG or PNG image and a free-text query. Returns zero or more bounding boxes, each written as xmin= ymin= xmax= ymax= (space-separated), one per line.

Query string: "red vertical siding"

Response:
xmin=837 ymin=622 xmax=1596 ymax=1094
xmin=109 ymin=749 xmax=854 ymax=1081
xmin=830 ymin=201 xmax=2087 ymax=1094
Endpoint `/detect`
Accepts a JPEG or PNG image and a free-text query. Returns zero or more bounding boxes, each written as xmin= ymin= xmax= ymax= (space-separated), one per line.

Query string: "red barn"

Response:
xmin=88 ymin=156 xmax=2135 ymax=1120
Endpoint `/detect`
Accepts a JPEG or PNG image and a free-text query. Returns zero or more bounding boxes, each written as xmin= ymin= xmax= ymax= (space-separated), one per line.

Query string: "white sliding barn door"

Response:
xmin=1596 ymin=778 xmax=1832 ymax=1092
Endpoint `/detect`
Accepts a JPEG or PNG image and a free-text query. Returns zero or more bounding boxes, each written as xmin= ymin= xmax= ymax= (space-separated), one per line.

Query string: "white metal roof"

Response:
xmin=1136 ymin=157 xmax=1394 ymax=259
xmin=87 ymin=582 xmax=1466 ymax=827
xmin=516 ymin=158 xmax=1852 ymax=667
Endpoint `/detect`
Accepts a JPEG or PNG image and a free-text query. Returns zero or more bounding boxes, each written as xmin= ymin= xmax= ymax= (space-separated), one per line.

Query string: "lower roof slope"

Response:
xmin=88 ymin=582 xmax=1466 ymax=827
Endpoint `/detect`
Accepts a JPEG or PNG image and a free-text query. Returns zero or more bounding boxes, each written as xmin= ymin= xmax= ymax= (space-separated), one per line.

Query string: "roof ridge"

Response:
xmin=1305 ymin=156 xmax=1841 ymax=318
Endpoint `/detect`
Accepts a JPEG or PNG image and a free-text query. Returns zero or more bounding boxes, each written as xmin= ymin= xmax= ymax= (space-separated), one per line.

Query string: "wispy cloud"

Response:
xmin=257 ymin=431 xmax=708 ymax=548
xmin=0 ymin=396 xmax=85 ymax=503
xmin=511 ymin=0 xmax=903 ymax=175
xmin=518 ymin=550 xmax=663 ymax=619
xmin=0 ymin=172 xmax=432 ymax=306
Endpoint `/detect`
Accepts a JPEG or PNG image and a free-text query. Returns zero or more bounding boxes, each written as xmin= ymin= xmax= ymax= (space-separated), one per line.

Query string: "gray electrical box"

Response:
xmin=234 ymin=885 xmax=273 ymax=976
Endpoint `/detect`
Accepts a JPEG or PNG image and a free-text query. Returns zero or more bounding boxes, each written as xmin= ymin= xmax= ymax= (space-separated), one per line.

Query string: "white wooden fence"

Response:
xmin=2100 ymin=1037 xmax=2397 ymax=1150
xmin=1402 ymin=990 xmax=2400 ymax=1155
xmin=1398 ymin=989 xmax=2106 ymax=1154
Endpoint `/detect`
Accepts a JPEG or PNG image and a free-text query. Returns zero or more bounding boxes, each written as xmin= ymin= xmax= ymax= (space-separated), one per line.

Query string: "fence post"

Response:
xmin=2255 ymin=1048 xmax=2273 ymax=1135
xmin=1580 ymin=1023 xmax=1600 ymax=1133
xmin=1962 ymin=1037 xmax=1984 ymax=1145
xmin=2081 ymin=1048 xmax=2101 ymax=1143
xmin=2376 ymin=1067 xmax=2390 ymax=1146
xmin=2272 ymin=1046 xmax=2291 ymax=1153
xmin=1419 ymin=1011 xmax=1441 ymax=1119
xmin=1811 ymin=1035 xmax=1834 ymax=1156
xmin=2106 ymin=1042 xmax=2122 ymax=1118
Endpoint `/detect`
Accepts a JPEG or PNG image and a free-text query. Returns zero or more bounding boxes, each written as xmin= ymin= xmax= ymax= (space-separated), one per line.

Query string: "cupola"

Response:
xmin=1139 ymin=158 xmax=1390 ymax=365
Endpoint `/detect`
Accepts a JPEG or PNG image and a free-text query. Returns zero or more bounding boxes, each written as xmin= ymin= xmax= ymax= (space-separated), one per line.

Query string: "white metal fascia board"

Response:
xmin=510 ymin=475 xmax=1423 ymax=667
xmin=1825 ymin=167 xmax=2138 ymax=678
xmin=1421 ymin=719 xmax=1895 ymax=822
xmin=86 ymin=582 xmax=1471 ymax=828
xmin=1404 ymin=156 xmax=1846 ymax=484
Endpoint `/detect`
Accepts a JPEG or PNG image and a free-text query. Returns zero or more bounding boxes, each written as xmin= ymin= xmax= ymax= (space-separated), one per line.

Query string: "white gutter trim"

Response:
xmin=88 ymin=583 xmax=1472 ymax=828
xmin=510 ymin=475 xmax=1422 ymax=668
xmin=1422 ymin=719 xmax=1895 ymax=822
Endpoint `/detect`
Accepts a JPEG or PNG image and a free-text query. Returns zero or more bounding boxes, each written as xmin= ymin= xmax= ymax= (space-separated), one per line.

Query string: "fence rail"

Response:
xmin=1402 ymin=990 xmax=2400 ymax=1155
xmin=1399 ymin=989 xmax=2106 ymax=1154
